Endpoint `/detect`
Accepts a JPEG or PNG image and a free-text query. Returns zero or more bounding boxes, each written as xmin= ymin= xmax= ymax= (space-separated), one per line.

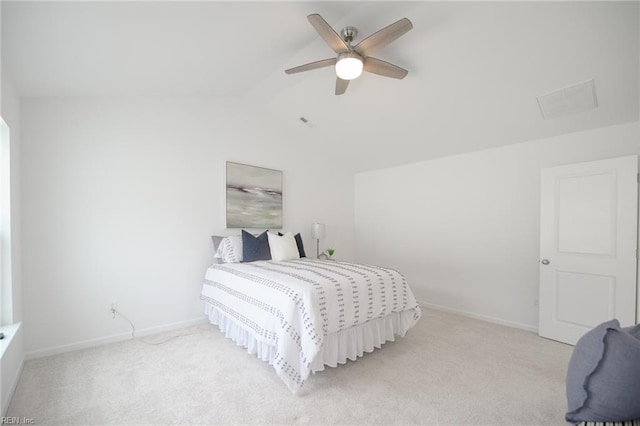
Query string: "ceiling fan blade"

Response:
xmin=354 ymin=18 xmax=413 ymax=57
xmin=308 ymin=14 xmax=349 ymax=54
xmin=285 ymin=58 xmax=337 ymax=75
xmin=363 ymin=57 xmax=408 ymax=79
xmin=335 ymin=77 xmax=349 ymax=95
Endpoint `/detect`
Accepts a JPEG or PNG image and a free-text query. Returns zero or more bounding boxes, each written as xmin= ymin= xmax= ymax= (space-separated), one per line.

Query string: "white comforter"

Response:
xmin=200 ymin=258 xmax=421 ymax=392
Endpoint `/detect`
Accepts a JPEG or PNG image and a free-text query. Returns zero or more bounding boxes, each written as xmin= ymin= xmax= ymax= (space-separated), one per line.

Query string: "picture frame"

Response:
xmin=225 ymin=161 xmax=283 ymax=229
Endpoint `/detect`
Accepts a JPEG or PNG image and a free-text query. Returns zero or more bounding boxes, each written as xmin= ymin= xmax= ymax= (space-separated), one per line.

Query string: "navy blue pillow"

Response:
xmin=241 ymin=230 xmax=271 ymax=262
xmin=278 ymin=232 xmax=306 ymax=258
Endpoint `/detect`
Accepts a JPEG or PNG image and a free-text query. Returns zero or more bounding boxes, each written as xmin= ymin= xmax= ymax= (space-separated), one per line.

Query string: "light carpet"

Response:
xmin=7 ymin=308 xmax=573 ymax=425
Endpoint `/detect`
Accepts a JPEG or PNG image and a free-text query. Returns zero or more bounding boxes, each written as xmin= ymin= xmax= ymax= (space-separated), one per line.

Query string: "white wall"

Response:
xmin=21 ymin=97 xmax=355 ymax=356
xmin=355 ymin=122 xmax=640 ymax=330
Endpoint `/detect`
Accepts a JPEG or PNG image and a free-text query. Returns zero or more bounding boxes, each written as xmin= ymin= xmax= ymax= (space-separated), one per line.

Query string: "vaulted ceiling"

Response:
xmin=3 ymin=1 xmax=639 ymax=171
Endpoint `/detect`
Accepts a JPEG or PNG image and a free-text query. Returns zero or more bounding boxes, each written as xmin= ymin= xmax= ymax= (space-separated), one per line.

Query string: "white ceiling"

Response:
xmin=3 ymin=1 xmax=639 ymax=172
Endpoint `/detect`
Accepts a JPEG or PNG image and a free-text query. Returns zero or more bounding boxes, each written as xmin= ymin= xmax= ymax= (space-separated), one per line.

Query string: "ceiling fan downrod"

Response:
xmin=340 ymin=27 xmax=358 ymax=46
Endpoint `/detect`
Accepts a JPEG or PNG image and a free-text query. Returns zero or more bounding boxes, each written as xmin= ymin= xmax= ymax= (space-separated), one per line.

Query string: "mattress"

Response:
xmin=200 ymin=258 xmax=421 ymax=392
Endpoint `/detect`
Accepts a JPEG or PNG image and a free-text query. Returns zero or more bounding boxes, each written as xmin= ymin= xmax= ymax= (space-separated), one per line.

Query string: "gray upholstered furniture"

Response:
xmin=566 ymin=319 xmax=640 ymax=424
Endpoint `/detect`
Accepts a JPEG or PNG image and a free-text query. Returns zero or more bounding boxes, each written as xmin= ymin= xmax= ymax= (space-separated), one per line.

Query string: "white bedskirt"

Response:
xmin=204 ymin=302 xmax=415 ymax=374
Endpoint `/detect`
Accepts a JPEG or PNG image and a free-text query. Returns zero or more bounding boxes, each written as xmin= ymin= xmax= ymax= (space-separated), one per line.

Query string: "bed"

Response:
xmin=200 ymin=257 xmax=422 ymax=393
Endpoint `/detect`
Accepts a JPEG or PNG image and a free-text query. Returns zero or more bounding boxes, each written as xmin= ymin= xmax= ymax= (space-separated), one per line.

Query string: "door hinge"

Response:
xmin=637 ymin=172 xmax=639 ymax=183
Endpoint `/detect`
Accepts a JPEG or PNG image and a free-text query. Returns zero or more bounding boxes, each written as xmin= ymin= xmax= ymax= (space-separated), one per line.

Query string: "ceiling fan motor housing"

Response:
xmin=341 ymin=26 xmax=358 ymax=44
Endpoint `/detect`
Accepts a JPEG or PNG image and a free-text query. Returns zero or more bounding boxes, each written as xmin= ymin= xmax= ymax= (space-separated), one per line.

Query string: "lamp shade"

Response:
xmin=335 ymin=53 xmax=363 ymax=80
xmin=311 ymin=223 xmax=325 ymax=239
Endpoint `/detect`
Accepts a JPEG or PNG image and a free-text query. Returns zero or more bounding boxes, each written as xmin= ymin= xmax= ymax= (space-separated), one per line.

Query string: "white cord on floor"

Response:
xmin=111 ymin=308 xmax=192 ymax=346
xmin=111 ymin=307 xmax=136 ymax=337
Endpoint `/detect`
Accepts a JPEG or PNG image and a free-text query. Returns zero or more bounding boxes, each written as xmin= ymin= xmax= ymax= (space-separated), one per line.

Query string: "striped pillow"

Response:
xmin=213 ymin=236 xmax=243 ymax=263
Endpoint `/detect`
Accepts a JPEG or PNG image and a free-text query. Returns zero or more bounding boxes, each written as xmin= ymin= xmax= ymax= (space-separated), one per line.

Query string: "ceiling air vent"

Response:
xmin=299 ymin=116 xmax=314 ymax=129
xmin=536 ymin=79 xmax=598 ymax=120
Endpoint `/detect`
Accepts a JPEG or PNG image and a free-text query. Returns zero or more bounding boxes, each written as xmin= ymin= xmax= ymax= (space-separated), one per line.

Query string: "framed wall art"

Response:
xmin=226 ymin=161 xmax=283 ymax=229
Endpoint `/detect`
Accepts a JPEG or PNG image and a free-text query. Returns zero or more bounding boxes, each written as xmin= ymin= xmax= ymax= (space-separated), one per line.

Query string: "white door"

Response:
xmin=539 ymin=155 xmax=638 ymax=345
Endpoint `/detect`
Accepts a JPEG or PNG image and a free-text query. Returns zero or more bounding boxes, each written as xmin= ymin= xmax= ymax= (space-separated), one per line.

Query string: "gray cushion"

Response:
xmin=211 ymin=236 xmax=225 ymax=264
xmin=566 ymin=319 xmax=640 ymax=423
xmin=211 ymin=235 xmax=225 ymax=252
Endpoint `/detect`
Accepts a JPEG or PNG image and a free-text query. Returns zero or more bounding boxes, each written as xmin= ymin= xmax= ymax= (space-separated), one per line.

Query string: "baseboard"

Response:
xmin=418 ymin=300 xmax=539 ymax=333
xmin=25 ymin=305 xmax=539 ymax=358
xmin=2 ymin=357 xmax=24 ymax=417
xmin=25 ymin=316 xmax=208 ymax=360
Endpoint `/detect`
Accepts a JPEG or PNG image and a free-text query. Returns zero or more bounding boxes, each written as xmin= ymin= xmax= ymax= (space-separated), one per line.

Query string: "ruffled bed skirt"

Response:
xmin=203 ymin=303 xmax=415 ymax=373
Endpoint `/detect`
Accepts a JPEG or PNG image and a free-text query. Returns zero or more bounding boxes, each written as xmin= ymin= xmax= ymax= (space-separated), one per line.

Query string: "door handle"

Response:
xmin=541 ymin=259 xmax=550 ymax=265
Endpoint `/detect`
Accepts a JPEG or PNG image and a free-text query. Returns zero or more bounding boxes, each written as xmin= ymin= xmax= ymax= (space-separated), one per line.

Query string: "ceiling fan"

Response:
xmin=285 ymin=14 xmax=413 ymax=95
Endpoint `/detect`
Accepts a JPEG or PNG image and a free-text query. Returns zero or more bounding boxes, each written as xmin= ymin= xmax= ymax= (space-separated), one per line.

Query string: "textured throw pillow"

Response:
xmin=278 ymin=232 xmax=306 ymax=258
xmin=268 ymin=232 xmax=301 ymax=261
xmin=213 ymin=235 xmax=243 ymax=263
xmin=294 ymin=233 xmax=306 ymax=258
xmin=566 ymin=319 xmax=640 ymax=423
xmin=241 ymin=230 xmax=271 ymax=262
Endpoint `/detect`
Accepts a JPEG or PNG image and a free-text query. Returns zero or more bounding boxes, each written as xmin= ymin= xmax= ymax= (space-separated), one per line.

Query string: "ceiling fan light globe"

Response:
xmin=335 ymin=56 xmax=363 ymax=80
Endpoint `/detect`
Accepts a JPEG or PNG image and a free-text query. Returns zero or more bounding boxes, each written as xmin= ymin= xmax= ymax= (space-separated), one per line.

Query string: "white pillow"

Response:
xmin=213 ymin=235 xmax=243 ymax=263
xmin=267 ymin=232 xmax=300 ymax=262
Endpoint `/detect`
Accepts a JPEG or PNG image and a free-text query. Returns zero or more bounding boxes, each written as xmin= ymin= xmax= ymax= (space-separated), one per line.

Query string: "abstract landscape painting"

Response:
xmin=226 ymin=162 xmax=283 ymax=229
